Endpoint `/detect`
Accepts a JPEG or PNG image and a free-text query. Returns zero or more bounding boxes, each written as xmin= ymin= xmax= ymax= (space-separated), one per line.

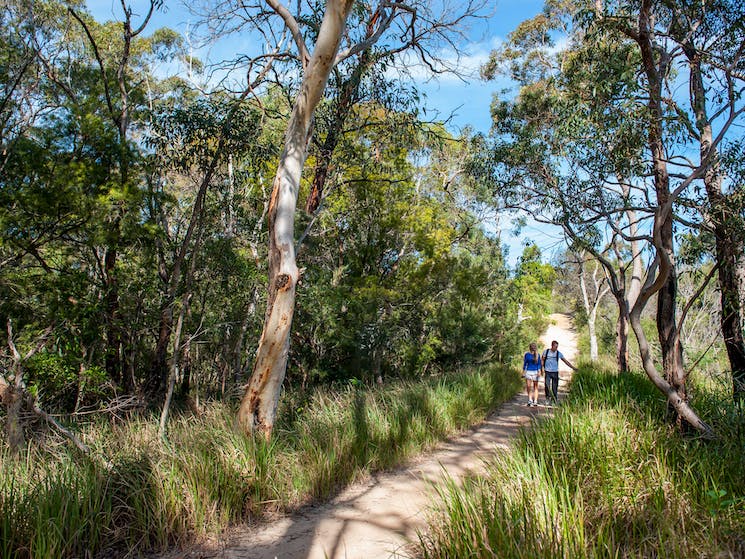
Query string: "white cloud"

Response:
xmin=387 ymin=37 xmax=507 ymax=85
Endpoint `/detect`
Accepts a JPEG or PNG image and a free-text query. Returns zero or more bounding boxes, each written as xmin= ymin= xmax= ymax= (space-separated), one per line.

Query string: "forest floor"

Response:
xmin=162 ymin=313 xmax=578 ymax=559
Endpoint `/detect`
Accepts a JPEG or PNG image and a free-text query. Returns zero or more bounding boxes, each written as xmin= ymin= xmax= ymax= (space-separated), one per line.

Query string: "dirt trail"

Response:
xmin=170 ymin=314 xmax=578 ymax=559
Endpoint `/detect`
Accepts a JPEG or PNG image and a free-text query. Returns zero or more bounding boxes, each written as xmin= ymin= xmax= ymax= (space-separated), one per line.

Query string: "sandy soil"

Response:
xmin=162 ymin=314 xmax=578 ymax=559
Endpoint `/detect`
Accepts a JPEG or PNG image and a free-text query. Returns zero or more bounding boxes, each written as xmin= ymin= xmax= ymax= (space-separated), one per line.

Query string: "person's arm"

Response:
xmin=561 ymin=354 xmax=578 ymax=371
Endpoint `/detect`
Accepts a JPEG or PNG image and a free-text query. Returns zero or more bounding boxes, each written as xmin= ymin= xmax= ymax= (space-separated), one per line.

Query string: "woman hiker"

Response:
xmin=522 ymin=342 xmax=542 ymax=407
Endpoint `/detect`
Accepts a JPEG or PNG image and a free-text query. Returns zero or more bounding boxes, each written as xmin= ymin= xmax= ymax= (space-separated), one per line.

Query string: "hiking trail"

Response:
xmin=163 ymin=313 xmax=578 ymax=559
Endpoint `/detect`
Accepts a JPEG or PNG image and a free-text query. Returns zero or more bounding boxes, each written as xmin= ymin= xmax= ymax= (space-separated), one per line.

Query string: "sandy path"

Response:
xmin=169 ymin=314 xmax=578 ymax=559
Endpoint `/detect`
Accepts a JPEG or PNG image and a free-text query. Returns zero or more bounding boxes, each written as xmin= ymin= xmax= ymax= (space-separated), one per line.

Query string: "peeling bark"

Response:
xmin=238 ymin=0 xmax=355 ymax=438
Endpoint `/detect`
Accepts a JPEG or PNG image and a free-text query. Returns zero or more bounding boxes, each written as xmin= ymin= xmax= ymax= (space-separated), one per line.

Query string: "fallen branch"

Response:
xmin=2 ymin=319 xmax=112 ymax=467
xmin=30 ymin=400 xmax=91 ymax=455
xmin=70 ymin=394 xmax=144 ymax=418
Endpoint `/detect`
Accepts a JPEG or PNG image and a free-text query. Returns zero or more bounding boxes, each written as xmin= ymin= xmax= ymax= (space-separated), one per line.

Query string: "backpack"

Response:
xmin=543 ymin=349 xmax=557 ymax=366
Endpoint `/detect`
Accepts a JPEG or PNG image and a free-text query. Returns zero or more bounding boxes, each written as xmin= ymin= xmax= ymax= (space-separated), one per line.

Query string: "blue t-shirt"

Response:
xmin=523 ymin=352 xmax=542 ymax=371
xmin=543 ymin=349 xmax=564 ymax=372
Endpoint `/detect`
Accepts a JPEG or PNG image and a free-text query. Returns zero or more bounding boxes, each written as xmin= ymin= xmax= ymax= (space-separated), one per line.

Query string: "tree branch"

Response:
xmin=265 ymin=0 xmax=310 ymax=68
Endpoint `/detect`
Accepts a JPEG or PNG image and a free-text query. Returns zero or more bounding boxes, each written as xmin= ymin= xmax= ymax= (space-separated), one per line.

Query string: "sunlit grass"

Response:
xmin=419 ymin=366 xmax=745 ymax=558
xmin=1 ymin=362 xmax=521 ymax=558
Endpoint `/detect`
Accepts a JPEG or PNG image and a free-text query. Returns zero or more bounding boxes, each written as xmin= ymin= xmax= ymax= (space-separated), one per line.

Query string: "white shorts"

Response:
xmin=524 ymin=371 xmax=540 ymax=382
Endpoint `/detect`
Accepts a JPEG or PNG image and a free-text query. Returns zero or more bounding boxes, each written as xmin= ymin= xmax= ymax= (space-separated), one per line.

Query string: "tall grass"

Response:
xmin=419 ymin=367 xmax=745 ymax=558
xmin=0 ymin=362 xmax=520 ymax=558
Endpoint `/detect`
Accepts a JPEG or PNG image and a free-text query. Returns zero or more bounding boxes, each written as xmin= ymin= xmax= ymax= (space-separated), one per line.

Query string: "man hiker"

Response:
xmin=541 ymin=340 xmax=577 ymax=405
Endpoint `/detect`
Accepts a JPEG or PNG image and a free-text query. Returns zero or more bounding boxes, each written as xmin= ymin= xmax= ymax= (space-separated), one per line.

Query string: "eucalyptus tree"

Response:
xmin=474 ymin=2 xmax=648 ymax=375
xmin=476 ymin=0 xmax=745 ymax=433
xmin=193 ymin=0 xmax=488 ymax=438
xmin=590 ymin=0 xmax=744 ymax=427
xmin=663 ymin=0 xmax=745 ymax=401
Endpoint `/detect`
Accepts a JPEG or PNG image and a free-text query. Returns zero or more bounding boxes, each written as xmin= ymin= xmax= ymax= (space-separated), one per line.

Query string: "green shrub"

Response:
xmin=25 ymin=352 xmax=111 ymax=412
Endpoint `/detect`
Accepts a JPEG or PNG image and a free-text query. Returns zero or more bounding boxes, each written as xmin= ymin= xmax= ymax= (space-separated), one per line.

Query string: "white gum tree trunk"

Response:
xmin=238 ymin=0 xmax=355 ymax=438
xmin=579 ymin=256 xmax=610 ymax=362
xmin=234 ymin=0 xmax=485 ymax=437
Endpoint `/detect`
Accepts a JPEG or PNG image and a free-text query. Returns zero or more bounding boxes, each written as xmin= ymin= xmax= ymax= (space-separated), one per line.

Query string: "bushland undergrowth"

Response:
xmin=0 ymin=363 xmax=520 ymax=559
xmin=419 ymin=366 xmax=745 ymax=559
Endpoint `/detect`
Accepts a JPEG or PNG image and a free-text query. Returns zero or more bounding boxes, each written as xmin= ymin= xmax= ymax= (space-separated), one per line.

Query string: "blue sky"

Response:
xmin=87 ymin=0 xmax=561 ymax=266
xmin=87 ymin=0 xmax=544 ymax=135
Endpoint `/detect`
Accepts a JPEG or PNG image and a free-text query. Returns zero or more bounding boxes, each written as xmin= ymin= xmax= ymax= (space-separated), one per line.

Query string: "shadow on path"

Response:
xmin=164 ymin=314 xmax=578 ymax=559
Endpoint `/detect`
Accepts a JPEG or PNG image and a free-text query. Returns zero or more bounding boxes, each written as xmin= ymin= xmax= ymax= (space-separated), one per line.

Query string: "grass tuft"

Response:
xmin=1 ymin=362 xmax=520 ymax=558
xmin=419 ymin=366 xmax=745 ymax=559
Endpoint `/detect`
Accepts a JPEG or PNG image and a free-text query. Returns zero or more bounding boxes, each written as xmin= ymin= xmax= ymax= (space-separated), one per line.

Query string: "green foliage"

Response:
xmin=513 ymin=243 xmax=555 ymax=340
xmin=24 ymin=352 xmax=109 ymax=411
xmin=290 ymin=115 xmax=523 ymax=385
xmin=0 ymin=0 xmax=193 ymax=395
xmin=419 ymin=366 xmax=745 ymax=558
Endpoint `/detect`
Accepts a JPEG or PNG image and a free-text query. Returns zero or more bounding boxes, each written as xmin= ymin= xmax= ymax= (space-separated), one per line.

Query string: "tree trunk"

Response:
xmin=623 ymin=182 xmax=643 ymax=374
xmin=629 ymin=302 xmax=712 ymax=436
xmin=588 ymin=310 xmax=599 ymax=361
xmin=649 ymin=96 xmax=686 ymax=404
xmin=615 ymin=300 xmax=630 ymax=373
xmin=735 ymin=258 xmax=745 ymax=401
xmin=159 ymin=215 xmax=201 ymax=436
xmin=685 ymin=45 xmax=745 ymax=403
xmin=4 ymin=377 xmax=25 ymax=452
xmin=578 ymin=256 xmax=607 ymax=362
xmin=148 ymin=154 xmax=218 ymax=400
xmin=103 ymin=234 xmax=123 ymax=386
xmin=233 ymin=286 xmax=259 ymax=388
xmin=3 ymin=322 xmax=52 ymax=452
xmin=719 ymin=236 xmax=745 ymax=402
xmin=657 ymin=261 xmax=686 ymax=400
xmin=634 ymin=0 xmax=688 ymax=421
xmin=158 ymin=293 xmax=190 ymax=438
xmin=238 ymin=0 xmax=355 ymax=439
